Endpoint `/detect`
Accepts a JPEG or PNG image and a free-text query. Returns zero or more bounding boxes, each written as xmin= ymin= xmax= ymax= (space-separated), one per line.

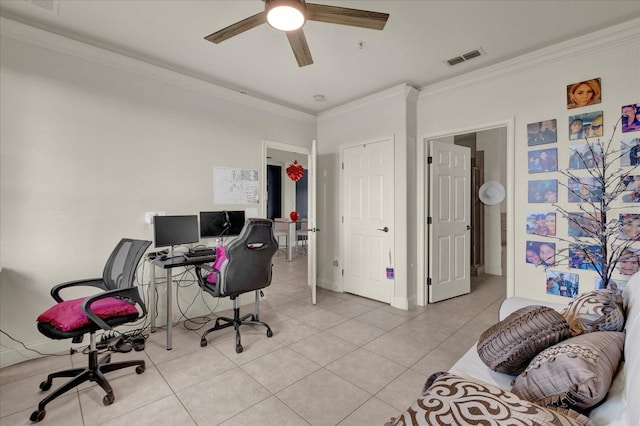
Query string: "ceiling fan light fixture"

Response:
xmin=266 ymin=0 xmax=306 ymax=31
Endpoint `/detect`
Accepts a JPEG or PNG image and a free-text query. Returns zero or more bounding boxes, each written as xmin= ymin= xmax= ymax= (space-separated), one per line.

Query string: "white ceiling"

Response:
xmin=1 ymin=0 xmax=639 ymax=114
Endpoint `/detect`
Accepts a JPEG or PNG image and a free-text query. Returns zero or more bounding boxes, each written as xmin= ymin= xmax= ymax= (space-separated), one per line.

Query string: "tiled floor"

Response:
xmin=0 ymin=255 xmax=506 ymax=425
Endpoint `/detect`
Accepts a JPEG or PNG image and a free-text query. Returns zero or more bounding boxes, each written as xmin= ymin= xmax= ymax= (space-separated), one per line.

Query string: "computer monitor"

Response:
xmin=200 ymin=210 xmax=246 ymax=238
xmin=153 ymin=215 xmax=199 ymax=250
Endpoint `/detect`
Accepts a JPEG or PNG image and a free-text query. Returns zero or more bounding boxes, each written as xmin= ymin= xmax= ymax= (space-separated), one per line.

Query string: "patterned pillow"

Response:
xmin=477 ymin=305 xmax=571 ymax=375
xmin=511 ymin=331 xmax=625 ymax=412
xmin=386 ymin=372 xmax=594 ymax=426
xmin=561 ymin=289 xmax=625 ymax=336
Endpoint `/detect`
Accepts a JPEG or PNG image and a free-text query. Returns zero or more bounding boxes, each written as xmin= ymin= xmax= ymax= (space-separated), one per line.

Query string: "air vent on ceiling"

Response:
xmin=446 ymin=48 xmax=485 ymax=66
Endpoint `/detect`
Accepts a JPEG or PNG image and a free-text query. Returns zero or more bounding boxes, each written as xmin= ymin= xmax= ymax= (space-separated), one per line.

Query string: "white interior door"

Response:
xmin=343 ymin=139 xmax=394 ymax=303
xmin=308 ymin=140 xmax=317 ymax=304
xmin=428 ymin=141 xmax=471 ymax=303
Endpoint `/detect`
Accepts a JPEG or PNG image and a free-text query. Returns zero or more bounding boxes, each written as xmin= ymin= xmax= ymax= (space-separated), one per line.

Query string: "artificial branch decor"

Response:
xmin=552 ymin=117 xmax=639 ymax=289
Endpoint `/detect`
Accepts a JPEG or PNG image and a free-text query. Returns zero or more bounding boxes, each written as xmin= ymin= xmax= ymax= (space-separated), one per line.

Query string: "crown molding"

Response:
xmin=419 ymin=17 xmax=640 ymax=98
xmin=0 ymin=16 xmax=316 ymax=123
xmin=318 ymin=83 xmax=411 ymax=121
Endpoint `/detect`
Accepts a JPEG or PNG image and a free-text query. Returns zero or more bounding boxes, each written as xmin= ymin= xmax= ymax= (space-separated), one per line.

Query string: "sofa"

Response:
xmin=388 ymin=271 xmax=639 ymax=425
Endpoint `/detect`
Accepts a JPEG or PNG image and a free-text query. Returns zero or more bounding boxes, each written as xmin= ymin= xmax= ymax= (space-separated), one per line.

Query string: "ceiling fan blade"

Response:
xmin=205 ymin=12 xmax=267 ymax=44
xmin=286 ymin=29 xmax=313 ymax=67
xmin=306 ymin=3 xmax=389 ymax=30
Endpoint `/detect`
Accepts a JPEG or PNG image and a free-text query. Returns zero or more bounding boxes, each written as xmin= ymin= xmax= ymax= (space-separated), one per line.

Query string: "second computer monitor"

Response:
xmin=200 ymin=210 xmax=245 ymax=238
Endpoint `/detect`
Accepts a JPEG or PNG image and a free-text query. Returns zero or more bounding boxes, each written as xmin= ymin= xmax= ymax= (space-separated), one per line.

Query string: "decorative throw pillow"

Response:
xmin=477 ymin=305 xmax=571 ymax=375
xmin=386 ymin=372 xmax=595 ymax=426
xmin=37 ymin=296 xmax=138 ymax=331
xmin=206 ymin=246 xmax=227 ymax=284
xmin=561 ymin=289 xmax=625 ymax=336
xmin=511 ymin=331 xmax=625 ymax=412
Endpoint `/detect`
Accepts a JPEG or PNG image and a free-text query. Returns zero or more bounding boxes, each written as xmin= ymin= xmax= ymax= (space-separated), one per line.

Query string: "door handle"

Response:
xmin=377 ymin=226 xmax=389 ymax=232
xmin=466 ymin=225 xmax=472 ymax=230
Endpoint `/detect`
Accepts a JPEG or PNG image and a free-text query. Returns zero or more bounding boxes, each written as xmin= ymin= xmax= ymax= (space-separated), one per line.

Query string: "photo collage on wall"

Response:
xmin=525 ymin=77 xmax=640 ymax=297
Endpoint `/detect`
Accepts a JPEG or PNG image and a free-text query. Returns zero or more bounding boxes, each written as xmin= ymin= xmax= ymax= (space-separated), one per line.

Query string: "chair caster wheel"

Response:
xmin=266 ymin=329 xmax=273 ymax=338
xmin=39 ymin=380 xmax=52 ymax=391
xmin=135 ymin=365 xmax=145 ymax=374
xmin=103 ymin=392 xmax=115 ymax=406
xmin=236 ymin=344 xmax=243 ymax=353
xmin=200 ymin=339 xmax=208 ymax=347
xmin=30 ymin=409 xmax=46 ymax=422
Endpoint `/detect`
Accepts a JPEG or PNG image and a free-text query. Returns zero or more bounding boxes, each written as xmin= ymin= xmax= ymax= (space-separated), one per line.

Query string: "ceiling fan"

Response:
xmin=204 ymin=0 xmax=390 ymax=67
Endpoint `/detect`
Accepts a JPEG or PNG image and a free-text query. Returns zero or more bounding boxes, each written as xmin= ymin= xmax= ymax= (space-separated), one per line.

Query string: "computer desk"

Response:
xmin=149 ymin=254 xmax=214 ymax=350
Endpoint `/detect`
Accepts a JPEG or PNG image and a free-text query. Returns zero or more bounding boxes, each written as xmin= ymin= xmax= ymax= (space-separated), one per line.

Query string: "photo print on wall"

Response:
xmin=618 ymin=247 xmax=640 ymax=276
xmin=528 ymin=148 xmax=558 ymax=173
xmin=569 ymin=244 xmax=603 ymax=272
xmin=568 ymin=111 xmax=604 ymax=140
xmin=526 ymin=240 xmax=556 ymax=267
xmin=566 ymin=78 xmax=601 ymax=109
xmin=620 ymin=175 xmax=640 ymax=202
xmin=622 ymin=103 xmax=640 ymax=133
xmin=621 ymin=138 xmax=640 ymax=167
xmin=528 ymin=179 xmax=558 ymax=203
xmin=527 ymin=119 xmax=557 ymax=146
xmin=567 ymin=212 xmax=602 ymax=238
xmin=568 ymin=143 xmax=602 ymax=170
xmin=595 ymin=277 xmax=627 ymax=291
xmin=620 ymin=213 xmax=640 ymax=241
xmin=568 ymin=176 xmax=602 ymax=203
xmin=526 ymin=212 xmax=557 ymax=237
xmin=546 ymin=270 xmax=579 ymax=298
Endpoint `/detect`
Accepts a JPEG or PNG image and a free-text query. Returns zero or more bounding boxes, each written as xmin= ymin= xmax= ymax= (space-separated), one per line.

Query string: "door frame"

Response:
xmin=416 ymin=118 xmax=515 ymax=305
xmin=262 ymin=139 xmax=316 ymax=303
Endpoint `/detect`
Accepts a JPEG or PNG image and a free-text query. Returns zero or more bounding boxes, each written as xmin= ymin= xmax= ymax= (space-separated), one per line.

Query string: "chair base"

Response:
xmin=30 ymin=346 xmax=145 ymax=423
xmin=200 ymin=298 xmax=273 ymax=353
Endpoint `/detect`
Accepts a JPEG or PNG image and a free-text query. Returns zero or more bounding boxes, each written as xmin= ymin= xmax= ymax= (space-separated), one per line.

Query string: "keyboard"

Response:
xmin=184 ymin=250 xmax=215 ymax=263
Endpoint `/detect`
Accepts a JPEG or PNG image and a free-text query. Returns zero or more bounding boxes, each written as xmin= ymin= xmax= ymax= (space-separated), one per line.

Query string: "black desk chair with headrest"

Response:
xmin=30 ymin=238 xmax=151 ymax=423
xmin=195 ymin=218 xmax=278 ymax=353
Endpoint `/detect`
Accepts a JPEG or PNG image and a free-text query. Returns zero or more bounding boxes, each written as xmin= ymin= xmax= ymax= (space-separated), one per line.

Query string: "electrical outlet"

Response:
xmin=144 ymin=212 xmax=155 ymax=224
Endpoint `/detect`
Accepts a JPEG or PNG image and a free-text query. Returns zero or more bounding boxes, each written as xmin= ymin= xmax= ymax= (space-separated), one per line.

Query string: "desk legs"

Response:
xmin=166 ymin=268 xmax=173 ymax=350
xmin=149 ymin=263 xmax=156 ymax=333
xmin=287 ymin=222 xmax=297 ymax=262
xmin=149 ymin=260 xmax=172 ymax=350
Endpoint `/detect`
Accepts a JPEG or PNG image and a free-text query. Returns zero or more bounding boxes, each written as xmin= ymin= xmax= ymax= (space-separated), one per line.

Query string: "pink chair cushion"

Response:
xmin=37 ymin=296 xmax=138 ymax=331
xmin=207 ymin=246 xmax=227 ymax=284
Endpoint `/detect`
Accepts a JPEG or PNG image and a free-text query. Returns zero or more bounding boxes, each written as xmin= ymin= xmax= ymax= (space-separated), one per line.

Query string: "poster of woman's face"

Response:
xmin=526 ymin=212 xmax=556 ymax=237
xmin=528 ymin=148 xmax=557 ymax=173
xmin=568 ymin=177 xmax=602 ymax=203
xmin=621 ymin=103 xmax=640 ymax=133
xmin=527 ymin=119 xmax=557 ymax=146
xmin=568 ymin=143 xmax=602 ymax=170
xmin=526 ymin=240 xmax=556 ymax=266
xmin=566 ymin=78 xmax=601 ymax=109
xmin=569 ymin=244 xmax=602 ymax=271
xmin=621 ymin=138 xmax=640 ymax=167
xmin=620 ymin=213 xmax=640 ymax=241
xmin=568 ymin=111 xmax=603 ymax=140
xmin=546 ymin=270 xmax=579 ymax=298
xmin=620 ymin=175 xmax=640 ymax=203
xmin=528 ymin=179 xmax=558 ymax=203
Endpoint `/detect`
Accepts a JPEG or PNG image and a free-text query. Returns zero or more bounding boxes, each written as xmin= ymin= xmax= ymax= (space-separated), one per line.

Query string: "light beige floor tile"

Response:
xmin=155 ymin=345 xmax=236 ymax=391
xmin=363 ymin=332 xmax=433 ymax=368
xmin=0 ymin=370 xmax=74 ymax=418
xmin=268 ymin=317 xmax=320 ymax=345
xmin=322 ymin=300 xmax=377 ymax=319
xmin=1 ymin=393 xmax=82 ymax=426
xmin=411 ymin=348 xmax=458 ymax=377
xmin=78 ymin=364 xmax=172 ymax=426
xmin=355 ymin=309 xmax=408 ymax=331
xmin=213 ymin=328 xmax=284 ymax=365
xmin=143 ymin=325 xmax=202 ymax=364
xmin=338 ymin=396 xmax=399 ymax=426
xmin=0 ymin=352 xmax=72 ymax=386
xmin=289 ymin=331 xmax=358 ymax=366
xmin=277 ymin=369 xmax=370 ymax=426
xmin=297 ymin=308 xmax=349 ymax=330
xmin=241 ymin=347 xmax=319 ymax=393
xmin=220 ymin=395 xmax=308 ymax=426
xmin=177 ymin=368 xmax=270 ymax=425
xmin=375 ymin=368 xmax=429 ymax=411
xmin=101 ymin=395 xmax=195 ymax=426
xmin=326 ymin=348 xmax=405 ymax=394
xmin=326 ymin=319 xmax=386 ymax=346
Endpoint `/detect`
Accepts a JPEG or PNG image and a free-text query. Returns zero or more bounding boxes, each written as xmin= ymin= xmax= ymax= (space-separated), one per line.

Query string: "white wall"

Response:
xmin=317 ymin=85 xmax=416 ymax=309
xmin=417 ymin=19 xmax=640 ymax=303
xmin=0 ymin=18 xmax=316 ymax=367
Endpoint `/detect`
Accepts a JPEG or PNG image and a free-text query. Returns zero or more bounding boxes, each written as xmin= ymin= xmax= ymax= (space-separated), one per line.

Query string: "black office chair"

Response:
xmin=30 ymin=238 xmax=151 ymax=423
xmin=195 ymin=218 xmax=278 ymax=353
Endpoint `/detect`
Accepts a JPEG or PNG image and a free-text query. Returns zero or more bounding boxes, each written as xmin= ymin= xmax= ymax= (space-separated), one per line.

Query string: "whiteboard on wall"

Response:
xmin=213 ymin=167 xmax=259 ymax=204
